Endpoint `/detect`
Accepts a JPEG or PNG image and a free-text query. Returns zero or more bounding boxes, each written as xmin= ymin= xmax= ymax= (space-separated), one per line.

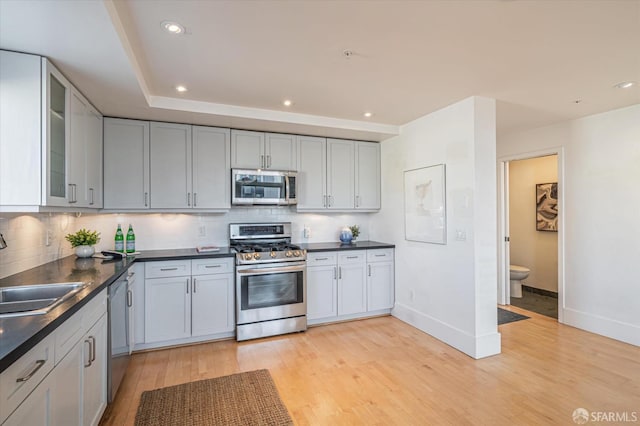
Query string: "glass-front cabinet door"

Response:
xmin=43 ymin=61 xmax=70 ymax=206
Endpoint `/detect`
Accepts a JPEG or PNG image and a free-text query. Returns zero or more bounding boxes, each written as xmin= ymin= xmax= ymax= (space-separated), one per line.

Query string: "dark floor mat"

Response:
xmin=510 ymin=291 xmax=558 ymax=319
xmin=498 ymin=307 xmax=530 ymax=325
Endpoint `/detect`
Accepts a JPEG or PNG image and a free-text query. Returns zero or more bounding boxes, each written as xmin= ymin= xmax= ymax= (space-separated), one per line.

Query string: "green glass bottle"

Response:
xmin=126 ymin=224 xmax=135 ymax=253
xmin=115 ymin=224 xmax=124 ymax=253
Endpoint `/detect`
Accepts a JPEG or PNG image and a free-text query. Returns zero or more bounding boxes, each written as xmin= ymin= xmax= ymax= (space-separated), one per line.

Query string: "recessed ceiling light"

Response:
xmin=162 ymin=21 xmax=185 ymax=34
xmin=614 ymin=81 xmax=635 ymax=89
xmin=364 ymin=112 xmax=372 ymax=118
xmin=176 ymin=85 xmax=188 ymax=93
xmin=283 ymin=100 xmax=292 ymax=107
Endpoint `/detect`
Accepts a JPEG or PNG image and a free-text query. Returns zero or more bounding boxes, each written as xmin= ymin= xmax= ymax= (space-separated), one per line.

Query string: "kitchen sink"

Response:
xmin=0 ymin=282 xmax=86 ymax=318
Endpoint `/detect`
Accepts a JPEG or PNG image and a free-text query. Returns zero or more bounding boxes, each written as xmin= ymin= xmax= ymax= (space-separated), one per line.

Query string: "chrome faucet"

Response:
xmin=0 ymin=233 xmax=7 ymax=249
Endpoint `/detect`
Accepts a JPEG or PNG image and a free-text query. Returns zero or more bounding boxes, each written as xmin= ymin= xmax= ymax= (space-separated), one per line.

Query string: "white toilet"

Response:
xmin=510 ymin=265 xmax=530 ymax=298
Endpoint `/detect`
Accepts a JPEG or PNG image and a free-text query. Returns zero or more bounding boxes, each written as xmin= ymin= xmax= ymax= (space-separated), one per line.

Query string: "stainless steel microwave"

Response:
xmin=231 ymin=169 xmax=297 ymax=205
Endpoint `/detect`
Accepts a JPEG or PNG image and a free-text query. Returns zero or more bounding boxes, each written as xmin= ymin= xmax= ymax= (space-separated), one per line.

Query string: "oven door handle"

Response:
xmin=237 ymin=265 xmax=305 ymax=275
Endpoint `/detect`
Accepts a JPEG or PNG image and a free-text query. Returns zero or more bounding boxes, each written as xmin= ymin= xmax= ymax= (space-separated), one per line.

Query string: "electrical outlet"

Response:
xmin=455 ymin=229 xmax=467 ymax=241
xmin=198 ymin=226 xmax=207 ymax=237
xmin=303 ymin=227 xmax=311 ymax=239
xmin=45 ymin=229 xmax=52 ymax=247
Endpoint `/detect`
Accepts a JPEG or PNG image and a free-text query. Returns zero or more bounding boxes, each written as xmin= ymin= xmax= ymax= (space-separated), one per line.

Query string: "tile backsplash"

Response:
xmin=0 ymin=207 xmax=373 ymax=279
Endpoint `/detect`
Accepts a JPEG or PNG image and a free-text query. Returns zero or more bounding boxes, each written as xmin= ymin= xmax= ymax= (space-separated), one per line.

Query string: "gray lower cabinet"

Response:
xmin=0 ymin=290 xmax=108 ymax=426
xmin=307 ymin=249 xmax=394 ymax=325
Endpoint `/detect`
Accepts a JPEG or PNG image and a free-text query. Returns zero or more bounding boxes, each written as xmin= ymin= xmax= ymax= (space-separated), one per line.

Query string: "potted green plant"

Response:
xmin=349 ymin=225 xmax=360 ymax=242
xmin=65 ymin=228 xmax=100 ymax=258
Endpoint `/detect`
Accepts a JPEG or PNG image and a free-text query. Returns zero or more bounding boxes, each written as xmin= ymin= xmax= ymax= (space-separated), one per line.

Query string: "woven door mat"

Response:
xmin=135 ymin=369 xmax=293 ymax=426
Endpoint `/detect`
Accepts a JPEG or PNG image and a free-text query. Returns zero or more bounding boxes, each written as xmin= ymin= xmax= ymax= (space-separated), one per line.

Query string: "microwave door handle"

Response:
xmin=285 ymin=175 xmax=290 ymax=203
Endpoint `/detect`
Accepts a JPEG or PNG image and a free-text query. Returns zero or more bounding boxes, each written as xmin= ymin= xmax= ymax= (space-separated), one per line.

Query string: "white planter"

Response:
xmin=75 ymin=245 xmax=95 ymax=258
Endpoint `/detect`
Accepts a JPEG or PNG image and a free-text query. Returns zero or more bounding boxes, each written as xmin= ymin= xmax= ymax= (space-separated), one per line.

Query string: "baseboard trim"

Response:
xmin=562 ymin=308 xmax=639 ymax=346
xmin=522 ymin=285 xmax=558 ymax=298
xmin=392 ymin=303 xmax=501 ymax=359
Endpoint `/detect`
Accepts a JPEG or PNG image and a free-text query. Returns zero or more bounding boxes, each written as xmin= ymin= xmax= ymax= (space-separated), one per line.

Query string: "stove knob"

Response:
xmin=253 ymin=253 xmax=261 ymax=260
xmin=244 ymin=254 xmax=253 ymax=261
xmin=293 ymin=250 xmax=300 ymax=257
xmin=285 ymin=251 xmax=293 ymax=257
xmin=270 ymin=251 xmax=277 ymax=258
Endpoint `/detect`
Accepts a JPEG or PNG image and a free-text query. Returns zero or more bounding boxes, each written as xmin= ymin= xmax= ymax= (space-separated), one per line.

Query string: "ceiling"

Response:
xmin=1 ymin=0 xmax=638 ymax=141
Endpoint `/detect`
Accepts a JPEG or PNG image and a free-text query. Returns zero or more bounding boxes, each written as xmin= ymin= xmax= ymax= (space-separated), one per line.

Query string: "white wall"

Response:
xmin=0 ymin=208 xmax=372 ymax=279
xmin=370 ymin=96 xmax=500 ymax=359
xmin=499 ymin=104 xmax=640 ymax=346
xmin=509 ymin=155 xmax=558 ymax=292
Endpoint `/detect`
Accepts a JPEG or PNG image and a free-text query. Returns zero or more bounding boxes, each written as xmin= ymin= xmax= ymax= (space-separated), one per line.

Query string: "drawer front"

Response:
xmin=307 ymin=252 xmax=337 ymax=267
xmin=0 ymin=334 xmax=54 ymax=424
xmin=191 ymin=258 xmax=234 ymax=276
xmin=145 ymin=260 xmax=191 ymax=279
xmin=367 ymin=248 xmax=394 ymax=263
xmin=82 ymin=289 xmax=108 ymax=330
xmin=338 ymin=251 xmax=366 ymax=265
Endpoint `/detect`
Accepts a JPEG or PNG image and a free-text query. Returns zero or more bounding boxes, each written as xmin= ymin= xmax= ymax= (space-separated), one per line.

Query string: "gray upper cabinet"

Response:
xmin=191 ymin=126 xmax=231 ymax=209
xmin=150 ymin=122 xmax=192 ymax=208
xmin=0 ymin=50 xmax=102 ymax=211
xmin=231 ymin=130 xmax=297 ymax=170
xmin=103 ymin=118 xmax=150 ymax=209
xmin=104 ymin=119 xmax=230 ymax=211
xmin=296 ymin=135 xmax=327 ymax=210
xmin=355 ymin=142 xmax=381 ymax=210
xmin=327 ymin=139 xmax=355 ymax=210
xmin=297 ymin=137 xmax=380 ymax=212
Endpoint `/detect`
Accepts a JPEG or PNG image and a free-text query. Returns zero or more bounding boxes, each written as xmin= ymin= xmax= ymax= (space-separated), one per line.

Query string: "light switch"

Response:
xmin=455 ymin=229 xmax=466 ymax=241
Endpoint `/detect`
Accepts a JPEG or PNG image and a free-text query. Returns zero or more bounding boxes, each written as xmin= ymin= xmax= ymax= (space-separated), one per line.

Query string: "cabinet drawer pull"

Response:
xmin=338 ymin=266 xmax=342 ymax=279
xmin=368 ymin=265 xmax=371 ymax=277
xmin=193 ymin=278 xmax=197 ymax=293
xmin=89 ymin=336 xmax=96 ymax=362
xmin=346 ymin=256 xmax=359 ymax=259
xmin=186 ymin=278 xmax=190 ymax=294
xmin=333 ymin=267 xmax=337 ymax=279
xmin=127 ymin=289 xmax=133 ymax=307
xmin=314 ymin=257 xmax=329 ymax=261
xmin=205 ymin=265 xmax=221 ymax=268
xmin=84 ymin=340 xmax=92 ymax=367
xmin=160 ymin=267 xmax=179 ymax=271
xmin=16 ymin=359 xmax=46 ymax=383
xmin=375 ymin=254 xmax=386 ymax=257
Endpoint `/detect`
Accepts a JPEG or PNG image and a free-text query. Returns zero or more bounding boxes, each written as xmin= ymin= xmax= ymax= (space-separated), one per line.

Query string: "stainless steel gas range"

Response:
xmin=230 ymin=223 xmax=307 ymax=341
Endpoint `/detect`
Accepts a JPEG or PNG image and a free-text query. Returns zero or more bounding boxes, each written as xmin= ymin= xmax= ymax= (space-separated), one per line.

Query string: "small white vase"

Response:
xmin=75 ymin=245 xmax=95 ymax=258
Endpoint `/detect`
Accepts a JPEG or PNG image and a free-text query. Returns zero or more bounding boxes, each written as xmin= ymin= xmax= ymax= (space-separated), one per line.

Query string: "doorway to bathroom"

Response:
xmin=497 ymin=148 xmax=564 ymax=322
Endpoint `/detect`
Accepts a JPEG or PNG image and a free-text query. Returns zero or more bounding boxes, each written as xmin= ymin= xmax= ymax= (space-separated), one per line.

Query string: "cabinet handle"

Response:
xmin=16 ymin=360 xmax=46 ymax=383
xmin=187 ymin=192 xmax=191 ymax=206
xmin=193 ymin=192 xmax=197 ymax=207
xmin=347 ymin=256 xmax=358 ymax=259
xmin=160 ymin=267 xmax=178 ymax=271
xmin=333 ymin=266 xmax=337 ymax=280
xmin=89 ymin=336 xmax=96 ymax=362
xmin=329 ymin=195 xmax=333 ymax=207
xmin=323 ymin=195 xmax=327 ymax=207
xmin=356 ymin=195 xmax=360 ymax=208
xmin=193 ymin=278 xmax=197 ymax=293
xmin=375 ymin=254 xmax=386 ymax=257
xmin=267 ymin=155 xmax=271 ymax=168
xmin=186 ymin=278 xmax=190 ymax=294
xmin=260 ymin=155 xmax=264 ymax=169
xmin=315 ymin=257 xmax=328 ymax=261
xmin=84 ymin=340 xmax=92 ymax=367
xmin=205 ymin=265 xmax=221 ymax=268
xmin=68 ymin=184 xmax=76 ymax=203
xmin=127 ymin=289 xmax=133 ymax=307
xmin=338 ymin=266 xmax=342 ymax=279
xmin=144 ymin=192 xmax=148 ymax=207
xmin=368 ymin=264 xmax=371 ymax=277
xmin=89 ymin=188 xmax=94 ymax=205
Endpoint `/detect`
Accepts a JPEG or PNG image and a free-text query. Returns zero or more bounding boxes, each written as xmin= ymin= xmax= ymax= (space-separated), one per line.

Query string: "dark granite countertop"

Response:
xmin=299 ymin=241 xmax=395 ymax=252
xmin=134 ymin=247 xmax=234 ymax=261
xmin=0 ymin=256 xmax=135 ymax=372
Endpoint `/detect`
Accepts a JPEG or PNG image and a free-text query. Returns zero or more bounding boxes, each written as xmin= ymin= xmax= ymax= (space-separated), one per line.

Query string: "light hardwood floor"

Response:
xmin=100 ymin=307 xmax=640 ymax=425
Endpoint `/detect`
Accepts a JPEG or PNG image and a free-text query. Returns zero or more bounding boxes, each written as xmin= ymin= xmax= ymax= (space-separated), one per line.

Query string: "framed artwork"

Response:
xmin=404 ymin=164 xmax=446 ymax=244
xmin=536 ymin=182 xmax=558 ymax=232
